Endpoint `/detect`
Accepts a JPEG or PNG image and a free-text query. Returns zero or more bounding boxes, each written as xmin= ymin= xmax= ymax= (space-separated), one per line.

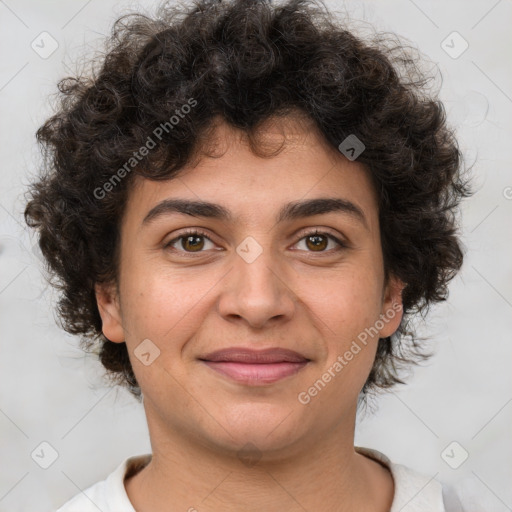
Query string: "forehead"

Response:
xmin=124 ymin=116 xmax=378 ymax=228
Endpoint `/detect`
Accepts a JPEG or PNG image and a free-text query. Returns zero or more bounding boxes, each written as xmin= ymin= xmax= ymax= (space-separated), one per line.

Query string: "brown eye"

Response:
xmin=305 ymin=234 xmax=328 ymax=251
xmin=181 ymin=234 xmax=205 ymax=252
xmin=164 ymin=230 xmax=216 ymax=253
xmin=294 ymin=230 xmax=346 ymax=253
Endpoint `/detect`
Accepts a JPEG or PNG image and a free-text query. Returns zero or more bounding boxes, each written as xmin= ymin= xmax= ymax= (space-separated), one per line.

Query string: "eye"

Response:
xmin=163 ymin=228 xmax=347 ymax=255
xmin=293 ymin=229 xmax=346 ymax=253
xmin=164 ymin=229 xmax=216 ymax=253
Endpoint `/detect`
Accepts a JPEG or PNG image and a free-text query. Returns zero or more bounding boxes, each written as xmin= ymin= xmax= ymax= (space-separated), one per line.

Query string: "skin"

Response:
xmin=96 ymin=114 xmax=404 ymax=512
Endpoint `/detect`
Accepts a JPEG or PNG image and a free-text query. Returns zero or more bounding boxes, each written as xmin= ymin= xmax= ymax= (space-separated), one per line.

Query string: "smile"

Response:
xmin=199 ymin=347 xmax=310 ymax=385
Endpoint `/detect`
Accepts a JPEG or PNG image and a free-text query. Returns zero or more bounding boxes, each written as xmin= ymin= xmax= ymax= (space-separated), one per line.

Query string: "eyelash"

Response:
xmin=163 ymin=228 xmax=347 ymax=256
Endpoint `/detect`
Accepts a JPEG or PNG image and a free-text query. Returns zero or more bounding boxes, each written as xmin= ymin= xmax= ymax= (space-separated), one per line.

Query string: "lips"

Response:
xmin=199 ymin=347 xmax=310 ymax=385
xmin=200 ymin=347 xmax=309 ymax=364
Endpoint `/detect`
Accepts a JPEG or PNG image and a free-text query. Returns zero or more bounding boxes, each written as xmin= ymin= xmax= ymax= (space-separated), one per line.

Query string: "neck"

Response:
xmin=125 ymin=410 xmax=394 ymax=512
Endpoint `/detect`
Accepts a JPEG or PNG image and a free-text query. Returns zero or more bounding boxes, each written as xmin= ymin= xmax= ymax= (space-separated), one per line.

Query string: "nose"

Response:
xmin=217 ymin=243 xmax=296 ymax=330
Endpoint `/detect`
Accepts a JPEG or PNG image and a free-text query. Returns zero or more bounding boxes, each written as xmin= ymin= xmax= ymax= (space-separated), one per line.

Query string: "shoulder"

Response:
xmin=355 ymin=446 xmax=465 ymax=512
xmin=56 ymin=454 xmax=152 ymax=512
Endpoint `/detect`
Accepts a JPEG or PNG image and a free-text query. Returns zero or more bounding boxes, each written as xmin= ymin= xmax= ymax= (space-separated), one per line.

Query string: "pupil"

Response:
xmin=308 ymin=235 xmax=327 ymax=251
xmin=184 ymin=235 xmax=203 ymax=251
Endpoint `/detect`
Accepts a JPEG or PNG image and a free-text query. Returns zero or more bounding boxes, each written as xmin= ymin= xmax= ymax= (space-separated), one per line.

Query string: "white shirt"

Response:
xmin=56 ymin=446 xmax=465 ymax=511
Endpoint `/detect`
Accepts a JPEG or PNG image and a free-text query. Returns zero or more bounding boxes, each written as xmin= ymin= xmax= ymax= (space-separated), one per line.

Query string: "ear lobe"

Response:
xmin=378 ymin=275 xmax=405 ymax=338
xmin=94 ymin=282 xmax=125 ymax=343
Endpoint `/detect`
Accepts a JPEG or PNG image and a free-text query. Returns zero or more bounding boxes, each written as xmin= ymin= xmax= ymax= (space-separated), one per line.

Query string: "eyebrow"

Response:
xmin=141 ymin=197 xmax=368 ymax=229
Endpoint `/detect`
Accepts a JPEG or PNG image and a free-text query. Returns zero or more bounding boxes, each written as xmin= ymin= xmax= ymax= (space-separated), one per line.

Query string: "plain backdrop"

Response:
xmin=0 ymin=0 xmax=511 ymax=511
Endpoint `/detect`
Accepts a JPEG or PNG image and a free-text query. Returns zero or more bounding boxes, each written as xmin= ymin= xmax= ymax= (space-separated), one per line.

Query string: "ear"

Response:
xmin=95 ymin=282 xmax=125 ymax=343
xmin=378 ymin=274 xmax=405 ymax=338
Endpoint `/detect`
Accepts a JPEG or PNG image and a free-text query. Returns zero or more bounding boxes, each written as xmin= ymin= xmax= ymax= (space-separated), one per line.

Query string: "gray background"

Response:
xmin=1 ymin=0 xmax=511 ymax=510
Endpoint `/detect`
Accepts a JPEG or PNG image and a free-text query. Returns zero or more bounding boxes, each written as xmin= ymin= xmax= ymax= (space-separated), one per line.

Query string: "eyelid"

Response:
xmin=293 ymin=227 xmax=348 ymax=246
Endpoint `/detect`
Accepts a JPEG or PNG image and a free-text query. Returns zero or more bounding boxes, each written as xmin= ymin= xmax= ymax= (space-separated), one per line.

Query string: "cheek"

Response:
xmin=310 ymin=267 xmax=383 ymax=370
xmin=313 ymin=266 xmax=383 ymax=331
xmin=119 ymin=268 xmax=206 ymax=398
xmin=120 ymin=262 xmax=207 ymax=348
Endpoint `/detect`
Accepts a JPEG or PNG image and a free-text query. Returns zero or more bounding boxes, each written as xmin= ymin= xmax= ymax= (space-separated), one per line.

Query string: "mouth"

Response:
xmin=198 ymin=347 xmax=310 ymax=385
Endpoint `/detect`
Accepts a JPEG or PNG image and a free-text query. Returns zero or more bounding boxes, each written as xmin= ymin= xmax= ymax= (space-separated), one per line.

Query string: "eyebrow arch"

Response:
xmin=141 ymin=197 xmax=368 ymax=229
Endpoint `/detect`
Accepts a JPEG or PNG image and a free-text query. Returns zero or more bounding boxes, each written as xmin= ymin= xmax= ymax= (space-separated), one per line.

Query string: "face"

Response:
xmin=96 ymin=116 xmax=403 ymax=460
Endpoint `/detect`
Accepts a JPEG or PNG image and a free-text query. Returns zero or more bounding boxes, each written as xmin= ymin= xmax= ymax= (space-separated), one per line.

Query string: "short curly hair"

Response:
xmin=24 ymin=0 xmax=471 ymax=401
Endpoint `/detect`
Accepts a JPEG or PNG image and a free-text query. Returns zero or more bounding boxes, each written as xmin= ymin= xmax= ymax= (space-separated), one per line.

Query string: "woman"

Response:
xmin=24 ymin=0 xmax=471 ymax=509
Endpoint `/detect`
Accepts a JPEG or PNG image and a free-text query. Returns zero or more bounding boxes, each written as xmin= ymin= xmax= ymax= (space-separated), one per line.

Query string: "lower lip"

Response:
xmin=201 ymin=361 xmax=309 ymax=385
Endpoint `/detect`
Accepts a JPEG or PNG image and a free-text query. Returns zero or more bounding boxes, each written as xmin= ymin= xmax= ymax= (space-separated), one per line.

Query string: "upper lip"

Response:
xmin=199 ymin=347 xmax=309 ymax=364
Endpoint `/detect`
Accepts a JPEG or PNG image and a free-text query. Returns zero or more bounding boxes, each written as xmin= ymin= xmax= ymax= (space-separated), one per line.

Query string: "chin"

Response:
xmin=206 ymin=402 xmax=306 ymax=458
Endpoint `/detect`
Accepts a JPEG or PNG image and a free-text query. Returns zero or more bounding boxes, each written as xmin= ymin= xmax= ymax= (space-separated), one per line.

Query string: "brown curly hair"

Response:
xmin=24 ymin=0 xmax=471 ymax=401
